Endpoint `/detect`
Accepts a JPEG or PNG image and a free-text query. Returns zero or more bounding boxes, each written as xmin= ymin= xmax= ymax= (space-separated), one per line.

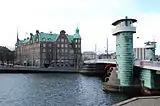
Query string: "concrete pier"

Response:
xmin=113 ymin=96 xmax=160 ymax=106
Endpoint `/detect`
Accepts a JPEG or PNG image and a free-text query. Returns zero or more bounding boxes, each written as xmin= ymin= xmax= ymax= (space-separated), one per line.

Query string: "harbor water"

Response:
xmin=0 ymin=73 xmax=129 ymax=106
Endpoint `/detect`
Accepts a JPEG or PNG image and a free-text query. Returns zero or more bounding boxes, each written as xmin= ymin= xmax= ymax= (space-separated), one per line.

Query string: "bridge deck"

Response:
xmin=84 ymin=59 xmax=160 ymax=71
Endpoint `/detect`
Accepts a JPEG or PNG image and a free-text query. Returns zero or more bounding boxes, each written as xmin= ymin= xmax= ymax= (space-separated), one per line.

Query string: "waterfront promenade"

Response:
xmin=0 ymin=65 xmax=79 ymax=73
xmin=0 ymin=65 xmax=104 ymax=74
xmin=113 ymin=96 xmax=160 ymax=106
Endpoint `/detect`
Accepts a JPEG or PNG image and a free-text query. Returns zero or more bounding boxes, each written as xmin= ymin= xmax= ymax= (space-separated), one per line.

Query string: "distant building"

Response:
xmin=98 ymin=53 xmax=111 ymax=59
xmin=82 ymin=51 xmax=97 ymax=60
xmin=15 ymin=27 xmax=81 ymax=67
xmin=134 ymin=48 xmax=145 ymax=60
xmin=110 ymin=52 xmax=116 ymax=59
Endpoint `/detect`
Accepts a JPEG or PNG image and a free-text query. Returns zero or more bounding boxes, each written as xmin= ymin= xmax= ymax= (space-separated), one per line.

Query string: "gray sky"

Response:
xmin=0 ymin=0 xmax=160 ymax=54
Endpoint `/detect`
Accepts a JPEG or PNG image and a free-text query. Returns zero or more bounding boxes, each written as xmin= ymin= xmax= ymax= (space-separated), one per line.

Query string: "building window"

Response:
xmin=57 ymin=55 xmax=60 ymax=59
xmin=43 ymin=43 xmax=46 ymax=47
xmin=70 ymin=50 xmax=74 ymax=53
xmin=65 ymin=44 xmax=68 ymax=48
xmin=49 ymin=44 xmax=52 ymax=47
xmin=65 ymin=49 xmax=68 ymax=53
xmin=75 ymin=39 xmax=77 ymax=43
xmin=65 ymin=56 xmax=68 ymax=59
xmin=43 ymin=48 xmax=46 ymax=52
xmin=57 ymin=44 xmax=60 ymax=47
xmin=61 ymin=49 xmax=64 ymax=53
xmin=58 ymin=39 xmax=60 ymax=42
xmin=78 ymin=45 xmax=81 ymax=48
xmin=61 ymin=44 xmax=64 ymax=48
xmin=49 ymin=49 xmax=52 ymax=52
xmin=78 ymin=50 xmax=81 ymax=53
xmin=57 ymin=49 xmax=60 ymax=53
xmin=65 ymin=39 xmax=67 ymax=42
xmin=75 ymin=45 xmax=78 ymax=48
xmin=78 ymin=39 xmax=81 ymax=43
xmin=61 ymin=38 xmax=64 ymax=42
xmin=43 ymin=53 xmax=46 ymax=58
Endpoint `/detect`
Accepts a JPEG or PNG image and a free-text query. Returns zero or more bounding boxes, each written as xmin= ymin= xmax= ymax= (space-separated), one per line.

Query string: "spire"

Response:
xmin=76 ymin=24 xmax=79 ymax=34
xmin=16 ymin=28 xmax=19 ymax=44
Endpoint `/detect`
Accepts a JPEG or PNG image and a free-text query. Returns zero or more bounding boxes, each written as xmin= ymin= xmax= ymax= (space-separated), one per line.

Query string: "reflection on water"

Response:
xmin=0 ymin=74 xmax=129 ymax=106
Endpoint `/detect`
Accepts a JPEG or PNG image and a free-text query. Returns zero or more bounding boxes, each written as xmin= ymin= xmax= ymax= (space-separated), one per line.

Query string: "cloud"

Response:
xmin=134 ymin=13 xmax=160 ymax=54
xmin=0 ymin=0 xmax=159 ymax=55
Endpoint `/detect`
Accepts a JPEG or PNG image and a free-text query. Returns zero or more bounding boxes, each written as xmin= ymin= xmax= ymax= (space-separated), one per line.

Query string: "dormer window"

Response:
xmin=42 ymin=37 xmax=46 ymax=41
xmin=48 ymin=38 xmax=51 ymax=41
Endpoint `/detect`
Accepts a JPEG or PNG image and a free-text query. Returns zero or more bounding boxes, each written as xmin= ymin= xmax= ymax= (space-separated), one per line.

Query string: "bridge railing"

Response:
xmin=84 ymin=59 xmax=116 ymax=64
xmin=134 ymin=60 xmax=160 ymax=68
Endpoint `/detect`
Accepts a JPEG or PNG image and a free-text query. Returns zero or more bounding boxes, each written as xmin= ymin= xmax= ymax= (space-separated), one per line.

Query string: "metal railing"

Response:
xmin=134 ymin=60 xmax=160 ymax=68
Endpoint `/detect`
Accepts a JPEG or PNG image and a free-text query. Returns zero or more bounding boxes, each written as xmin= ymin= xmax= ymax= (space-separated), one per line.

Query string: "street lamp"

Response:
xmin=32 ymin=44 xmax=35 ymax=66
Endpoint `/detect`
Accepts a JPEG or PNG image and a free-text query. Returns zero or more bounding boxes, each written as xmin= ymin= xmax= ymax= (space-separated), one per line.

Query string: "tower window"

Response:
xmin=61 ymin=38 xmax=64 ymax=42
xmin=75 ymin=39 xmax=77 ymax=43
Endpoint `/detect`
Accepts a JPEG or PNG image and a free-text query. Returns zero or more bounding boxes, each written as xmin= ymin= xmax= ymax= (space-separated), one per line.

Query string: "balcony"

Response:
xmin=112 ymin=26 xmax=136 ymax=35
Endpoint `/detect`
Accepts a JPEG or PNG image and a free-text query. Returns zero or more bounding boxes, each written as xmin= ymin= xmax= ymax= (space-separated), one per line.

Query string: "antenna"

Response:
xmin=95 ymin=44 xmax=97 ymax=54
xmin=152 ymin=35 xmax=156 ymax=42
xmin=107 ymin=37 xmax=108 ymax=58
xmin=95 ymin=44 xmax=98 ymax=61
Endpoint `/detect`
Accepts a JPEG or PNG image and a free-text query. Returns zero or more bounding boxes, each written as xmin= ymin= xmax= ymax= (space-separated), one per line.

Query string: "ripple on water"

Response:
xmin=0 ymin=74 xmax=129 ymax=106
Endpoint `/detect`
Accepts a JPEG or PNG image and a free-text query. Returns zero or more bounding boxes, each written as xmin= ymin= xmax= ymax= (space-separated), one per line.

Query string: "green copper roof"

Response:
xmin=38 ymin=32 xmax=58 ymax=42
xmin=76 ymin=26 xmax=79 ymax=34
xmin=66 ymin=34 xmax=74 ymax=43
xmin=23 ymin=38 xmax=30 ymax=44
xmin=17 ymin=28 xmax=81 ymax=45
xmin=73 ymin=33 xmax=81 ymax=39
xmin=19 ymin=40 xmax=24 ymax=45
xmin=74 ymin=26 xmax=81 ymax=38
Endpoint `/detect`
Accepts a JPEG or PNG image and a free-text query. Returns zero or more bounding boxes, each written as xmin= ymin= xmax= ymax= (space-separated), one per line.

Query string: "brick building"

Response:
xmin=15 ymin=27 xmax=81 ymax=67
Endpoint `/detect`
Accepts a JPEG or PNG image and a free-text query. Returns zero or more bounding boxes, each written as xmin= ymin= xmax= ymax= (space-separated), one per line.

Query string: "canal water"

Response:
xmin=0 ymin=74 xmax=129 ymax=106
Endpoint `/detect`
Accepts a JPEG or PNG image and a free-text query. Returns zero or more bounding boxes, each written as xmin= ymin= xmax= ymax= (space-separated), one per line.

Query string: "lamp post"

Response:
xmin=76 ymin=54 xmax=79 ymax=71
xmin=32 ymin=44 xmax=35 ymax=66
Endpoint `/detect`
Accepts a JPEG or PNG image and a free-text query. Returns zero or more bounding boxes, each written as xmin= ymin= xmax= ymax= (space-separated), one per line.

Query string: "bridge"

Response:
xmin=84 ymin=59 xmax=160 ymax=71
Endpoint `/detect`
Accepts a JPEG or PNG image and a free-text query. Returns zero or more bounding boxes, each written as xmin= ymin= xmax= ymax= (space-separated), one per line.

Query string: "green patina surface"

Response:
xmin=17 ymin=28 xmax=81 ymax=45
xmin=140 ymin=69 xmax=155 ymax=89
xmin=116 ymin=32 xmax=134 ymax=86
xmin=145 ymin=48 xmax=155 ymax=60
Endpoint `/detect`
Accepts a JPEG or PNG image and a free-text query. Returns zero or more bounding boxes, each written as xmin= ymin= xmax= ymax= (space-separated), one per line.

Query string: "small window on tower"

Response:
xmin=75 ymin=39 xmax=77 ymax=43
xmin=75 ymin=45 xmax=78 ymax=48
xmin=61 ymin=38 xmax=64 ymax=42
xmin=78 ymin=39 xmax=81 ymax=43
